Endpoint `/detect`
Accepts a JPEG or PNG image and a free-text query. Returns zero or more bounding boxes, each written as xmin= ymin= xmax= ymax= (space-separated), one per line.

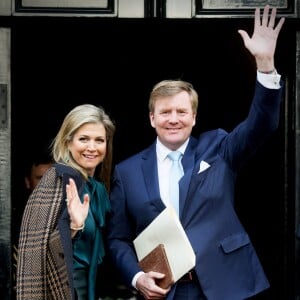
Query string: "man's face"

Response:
xmin=25 ymin=163 xmax=52 ymax=191
xmin=149 ymin=91 xmax=196 ymax=150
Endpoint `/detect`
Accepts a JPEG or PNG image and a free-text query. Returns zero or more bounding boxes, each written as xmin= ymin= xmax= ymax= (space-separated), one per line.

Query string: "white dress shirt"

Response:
xmin=156 ymin=138 xmax=188 ymax=207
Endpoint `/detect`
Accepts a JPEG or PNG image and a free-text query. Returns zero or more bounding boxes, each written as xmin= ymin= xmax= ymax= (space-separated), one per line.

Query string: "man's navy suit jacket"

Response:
xmin=107 ymin=81 xmax=283 ymax=300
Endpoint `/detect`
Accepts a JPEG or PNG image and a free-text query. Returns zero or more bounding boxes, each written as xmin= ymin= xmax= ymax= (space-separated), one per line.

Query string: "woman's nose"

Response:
xmin=87 ymin=141 xmax=96 ymax=150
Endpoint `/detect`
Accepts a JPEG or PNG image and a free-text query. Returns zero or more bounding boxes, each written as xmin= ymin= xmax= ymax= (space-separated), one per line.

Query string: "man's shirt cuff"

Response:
xmin=257 ymin=70 xmax=281 ymax=89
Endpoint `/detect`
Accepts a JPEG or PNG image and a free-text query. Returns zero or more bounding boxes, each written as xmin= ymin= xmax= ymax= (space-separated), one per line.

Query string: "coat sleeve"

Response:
xmin=16 ymin=167 xmax=67 ymax=299
xmin=220 ymin=80 xmax=283 ymax=170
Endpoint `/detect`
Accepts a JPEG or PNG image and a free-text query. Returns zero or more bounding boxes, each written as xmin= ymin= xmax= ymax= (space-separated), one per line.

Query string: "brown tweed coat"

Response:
xmin=16 ymin=164 xmax=85 ymax=300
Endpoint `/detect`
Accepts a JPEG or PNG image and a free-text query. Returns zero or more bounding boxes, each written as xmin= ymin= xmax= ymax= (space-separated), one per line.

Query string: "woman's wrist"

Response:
xmin=70 ymin=222 xmax=85 ymax=231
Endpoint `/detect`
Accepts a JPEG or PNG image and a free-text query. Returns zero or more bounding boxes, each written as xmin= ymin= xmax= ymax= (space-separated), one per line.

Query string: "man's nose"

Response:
xmin=169 ymin=111 xmax=179 ymax=122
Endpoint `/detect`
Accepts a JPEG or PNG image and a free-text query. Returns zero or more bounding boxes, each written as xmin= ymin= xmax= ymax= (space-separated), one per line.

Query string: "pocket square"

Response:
xmin=198 ymin=160 xmax=210 ymax=173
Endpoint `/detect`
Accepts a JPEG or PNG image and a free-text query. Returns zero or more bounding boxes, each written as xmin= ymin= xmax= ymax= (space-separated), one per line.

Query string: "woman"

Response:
xmin=16 ymin=104 xmax=115 ymax=300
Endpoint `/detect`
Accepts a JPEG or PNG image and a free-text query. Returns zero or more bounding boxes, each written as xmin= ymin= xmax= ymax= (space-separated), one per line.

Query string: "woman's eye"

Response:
xmin=96 ymin=138 xmax=105 ymax=143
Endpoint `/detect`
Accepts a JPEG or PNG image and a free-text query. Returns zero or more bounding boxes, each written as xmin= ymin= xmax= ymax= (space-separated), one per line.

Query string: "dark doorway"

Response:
xmin=11 ymin=16 xmax=294 ymax=299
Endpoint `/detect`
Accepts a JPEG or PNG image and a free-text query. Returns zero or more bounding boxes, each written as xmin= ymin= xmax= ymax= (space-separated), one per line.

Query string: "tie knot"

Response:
xmin=168 ymin=151 xmax=182 ymax=161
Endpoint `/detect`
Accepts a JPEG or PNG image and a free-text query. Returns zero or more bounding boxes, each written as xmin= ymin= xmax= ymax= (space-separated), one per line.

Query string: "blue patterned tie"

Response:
xmin=168 ymin=151 xmax=183 ymax=215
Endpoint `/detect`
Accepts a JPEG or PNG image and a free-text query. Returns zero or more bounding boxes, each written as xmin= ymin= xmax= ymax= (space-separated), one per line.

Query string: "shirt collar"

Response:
xmin=156 ymin=137 xmax=189 ymax=162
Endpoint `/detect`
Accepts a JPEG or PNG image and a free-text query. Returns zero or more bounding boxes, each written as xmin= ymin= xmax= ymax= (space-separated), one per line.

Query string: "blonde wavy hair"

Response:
xmin=52 ymin=104 xmax=115 ymax=192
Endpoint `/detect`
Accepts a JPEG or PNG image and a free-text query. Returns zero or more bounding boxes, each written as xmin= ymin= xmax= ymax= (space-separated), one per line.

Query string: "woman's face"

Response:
xmin=68 ymin=122 xmax=107 ymax=176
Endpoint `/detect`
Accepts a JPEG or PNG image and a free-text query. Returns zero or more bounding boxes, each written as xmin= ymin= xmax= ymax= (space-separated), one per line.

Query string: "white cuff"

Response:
xmin=132 ymin=271 xmax=144 ymax=289
xmin=257 ymin=70 xmax=281 ymax=89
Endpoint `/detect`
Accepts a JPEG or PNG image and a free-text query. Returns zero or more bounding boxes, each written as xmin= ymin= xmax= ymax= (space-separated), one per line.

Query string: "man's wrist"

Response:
xmin=132 ymin=271 xmax=144 ymax=289
xmin=258 ymin=69 xmax=277 ymax=75
xmin=257 ymin=69 xmax=281 ymax=89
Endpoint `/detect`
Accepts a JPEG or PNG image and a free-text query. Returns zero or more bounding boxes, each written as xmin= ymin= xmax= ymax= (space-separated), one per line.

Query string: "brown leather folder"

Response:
xmin=138 ymin=243 xmax=174 ymax=289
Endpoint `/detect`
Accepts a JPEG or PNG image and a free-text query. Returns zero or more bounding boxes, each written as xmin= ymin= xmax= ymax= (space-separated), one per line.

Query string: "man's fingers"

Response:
xmin=254 ymin=7 xmax=260 ymax=30
xmin=274 ymin=17 xmax=285 ymax=35
xmin=268 ymin=7 xmax=276 ymax=28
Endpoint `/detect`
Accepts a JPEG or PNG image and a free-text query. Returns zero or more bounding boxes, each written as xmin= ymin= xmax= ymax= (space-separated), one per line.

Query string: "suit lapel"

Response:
xmin=141 ymin=144 xmax=165 ymax=211
xmin=179 ymin=137 xmax=198 ymax=219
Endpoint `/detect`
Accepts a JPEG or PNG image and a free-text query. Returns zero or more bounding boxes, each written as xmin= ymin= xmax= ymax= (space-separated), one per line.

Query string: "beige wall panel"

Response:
xmin=0 ymin=27 xmax=11 ymax=298
xmin=118 ymin=0 xmax=144 ymax=17
xmin=0 ymin=0 xmax=11 ymax=15
xmin=166 ymin=0 xmax=192 ymax=18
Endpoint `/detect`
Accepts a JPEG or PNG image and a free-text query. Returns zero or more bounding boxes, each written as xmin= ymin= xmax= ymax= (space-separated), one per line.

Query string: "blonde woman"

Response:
xmin=17 ymin=104 xmax=115 ymax=300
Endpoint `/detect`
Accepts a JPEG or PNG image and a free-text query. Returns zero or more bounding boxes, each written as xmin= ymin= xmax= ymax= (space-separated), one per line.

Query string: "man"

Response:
xmin=107 ymin=5 xmax=285 ymax=300
xmin=24 ymin=156 xmax=53 ymax=192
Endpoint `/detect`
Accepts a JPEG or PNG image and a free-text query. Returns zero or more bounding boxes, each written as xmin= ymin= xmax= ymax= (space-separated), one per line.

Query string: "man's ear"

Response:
xmin=149 ymin=112 xmax=156 ymax=128
xmin=192 ymin=113 xmax=196 ymax=127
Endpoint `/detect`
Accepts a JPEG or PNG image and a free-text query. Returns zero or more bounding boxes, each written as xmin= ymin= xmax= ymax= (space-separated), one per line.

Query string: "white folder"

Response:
xmin=133 ymin=206 xmax=196 ymax=282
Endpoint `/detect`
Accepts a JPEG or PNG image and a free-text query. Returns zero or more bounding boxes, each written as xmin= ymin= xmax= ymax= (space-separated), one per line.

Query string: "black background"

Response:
xmin=10 ymin=16 xmax=295 ymax=299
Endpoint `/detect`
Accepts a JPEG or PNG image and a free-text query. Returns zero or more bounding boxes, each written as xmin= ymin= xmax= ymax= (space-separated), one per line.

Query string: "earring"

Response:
xmin=65 ymin=151 xmax=70 ymax=163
